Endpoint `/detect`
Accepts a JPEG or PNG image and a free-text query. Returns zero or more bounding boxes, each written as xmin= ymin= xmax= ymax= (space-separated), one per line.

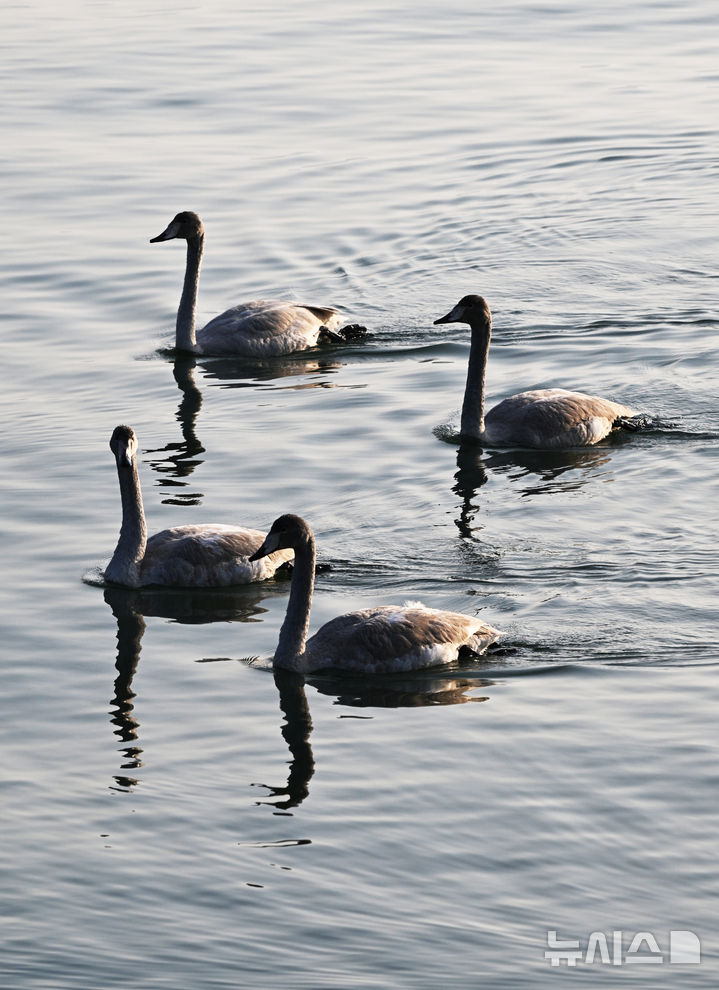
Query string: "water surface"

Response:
xmin=1 ymin=1 xmax=718 ymax=986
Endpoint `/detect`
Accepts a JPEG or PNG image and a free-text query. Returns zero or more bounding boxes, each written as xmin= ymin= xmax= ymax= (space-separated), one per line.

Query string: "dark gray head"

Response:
xmin=110 ymin=424 xmax=138 ymax=468
xmin=249 ymin=514 xmax=312 ymax=561
xmin=150 ymin=211 xmax=204 ymax=243
xmin=434 ymin=295 xmax=491 ymax=328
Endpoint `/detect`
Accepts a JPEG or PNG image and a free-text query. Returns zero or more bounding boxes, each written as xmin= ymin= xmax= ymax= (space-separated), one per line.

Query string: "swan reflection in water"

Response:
xmin=252 ymin=667 xmax=492 ymax=812
xmin=104 ymin=584 xmax=493 ymax=806
xmin=452 ymin=439 xmax=616 ymax=538
xmin=103 ymin=582 xmax=288 ymax=792
xmin=235 ymin=660 xmax=493 ymax=813
xmin=146 ymin=353 xmax=345 ymax=505
xmin=145 ymin=356 xmax=206 ymax=506
xmin=104 ymin=587 xmax=145 ymax=791
xmin=307 ymin=668 xmax=491 ymax=709
xmin=253 ymin=669 xmax=316 ymax=812
xmin=200 ymin=352 xmax=345 ymax=389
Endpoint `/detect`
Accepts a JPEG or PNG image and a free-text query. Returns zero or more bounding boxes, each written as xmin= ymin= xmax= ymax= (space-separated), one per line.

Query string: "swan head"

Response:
xmin=434 ymin=295 xmax=491 ymax=328
xmin=110 ymin=424 xmax=137 ymax=468
xmin=250 ymin=514 xmax=312 ymax=560
xmin=150 ymin=211 xmax=204 ymax=243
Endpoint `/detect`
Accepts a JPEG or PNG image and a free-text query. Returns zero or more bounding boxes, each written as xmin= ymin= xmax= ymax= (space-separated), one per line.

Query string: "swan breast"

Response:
xmin=197 ymin=300 xmax=342 ymax=357
xmin=141 ymin=524 xmax=293 ymax=587
xmin=304 ymin=604 xmax=500 ymax=674
xmin=485 ymin=388 xmax=634 ymax=448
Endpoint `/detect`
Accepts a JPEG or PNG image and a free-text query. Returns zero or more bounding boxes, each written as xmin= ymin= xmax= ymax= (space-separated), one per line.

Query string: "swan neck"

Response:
xmin=274 ymin=534 xmax=316 ymax=672
xmin=461 ymin=319 xmax=490 ymax=439
xmin=176 ymin=233 xmax=203 ymax=352
xmin=106 ymin=460 xmax=147 ymax=586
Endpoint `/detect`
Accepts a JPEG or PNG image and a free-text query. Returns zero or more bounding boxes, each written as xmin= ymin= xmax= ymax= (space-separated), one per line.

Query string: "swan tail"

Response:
xmin=303 ymin=305 xmax=342 ymax=324
xmin=457 ymin=626 xmax=502 ymax=661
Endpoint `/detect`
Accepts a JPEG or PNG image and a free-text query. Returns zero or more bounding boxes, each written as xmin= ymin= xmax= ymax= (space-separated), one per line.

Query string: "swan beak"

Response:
xmin=150 ymin=221 xmax=179 ymax=243
xmin=249 ymin=530 xmax=281 ymax=562
xmin=119 ymin=441 xmax=134 ymax=467
xmin=434 ymin=304 xmax=462 ymax=325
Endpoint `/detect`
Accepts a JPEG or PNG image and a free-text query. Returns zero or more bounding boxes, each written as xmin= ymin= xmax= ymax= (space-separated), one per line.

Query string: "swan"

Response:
xmin=435 ymin=295 xmax=639 ymax=448
xmin=249 ymin=514 xmax=500 ymax=674
xmin=151 ymin=211 xmax=353 ymax=357
xmin=104 ymin=425 xmax=293 ymax=588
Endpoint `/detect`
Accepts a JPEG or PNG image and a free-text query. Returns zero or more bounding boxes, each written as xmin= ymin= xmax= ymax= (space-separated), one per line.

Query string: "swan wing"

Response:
xmin=141 ymin=524 xmax=293 ymax=587
xmin=197 ymin=300 xmax=342 ymax=357
xmin=304 ymin=604 xmax=500 ymax=673
xmin=485 ymin=388 xmax=634 ymax=448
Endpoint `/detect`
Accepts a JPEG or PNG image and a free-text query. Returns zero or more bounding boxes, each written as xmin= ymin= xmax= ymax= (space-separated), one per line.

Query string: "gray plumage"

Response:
xmin=435 ymin=295 xmax=636 ymax=448
xmin=249 ymin=514 xmax=500 ymax=674
xmin=150 ymin=211 xmax=342 ymax=357
xmin=103 ymin=425 xmax=292 ymax=588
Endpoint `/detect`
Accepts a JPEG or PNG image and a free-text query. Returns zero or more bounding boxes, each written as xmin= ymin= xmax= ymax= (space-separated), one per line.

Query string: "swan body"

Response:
xmin=435 ymin=295 xmax=636 ymax=448
xmin=104 ymin=425 xmax=293 ymax=588
xmin=151 ymin=211 xmax=343 ymax=357
xmin=250 ymin=514 xmax=500 ymax=674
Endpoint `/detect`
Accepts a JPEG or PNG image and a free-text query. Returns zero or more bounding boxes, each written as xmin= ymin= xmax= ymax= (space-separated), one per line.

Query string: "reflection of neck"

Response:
xmin=273 ymin=669 xmax=315 ymax=808
xmin=460 ymin=320 xmax=490 ymax=439
xmin=453 ymin=443 xmax=488 ymax=538
xmin=176 ymin=233 xmax=204 ymax=351
xmin=275 ymin=535 xmax=316 ymax=671
xmin=106 ymin=459 xmax=147 ymax=586
xmin=173 ymin=355 xmax=204 ymax=456
xmin=106 ymin=589 xmax=145 ymax=744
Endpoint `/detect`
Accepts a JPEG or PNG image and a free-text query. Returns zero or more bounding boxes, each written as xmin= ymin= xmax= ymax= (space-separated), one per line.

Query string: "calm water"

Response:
xmin=2 ymin=1 xmax=718 ymax=986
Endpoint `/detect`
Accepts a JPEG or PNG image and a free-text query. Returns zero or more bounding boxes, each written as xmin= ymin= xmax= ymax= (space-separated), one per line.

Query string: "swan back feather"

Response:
xmin=484 ymin=388 xmax=634 ymax=448
xmin=304 ymin=603 xmax=499 ymax=675
xmin=198 ymin=299 xmax=341 ymax=357
xmin=142 ymin=524 xmax=292 ymax=587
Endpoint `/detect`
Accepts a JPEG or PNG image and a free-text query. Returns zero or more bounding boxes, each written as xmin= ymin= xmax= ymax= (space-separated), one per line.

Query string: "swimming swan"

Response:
xmin=249 ymin=514 xmax=500 ymax=674
xmin=104 ymin=425 xmax=293 ymax=588
xmin=151 ymin=211 xmax=348 ymax=357
xmin=435 ymin=295 xmax=638 ymax=448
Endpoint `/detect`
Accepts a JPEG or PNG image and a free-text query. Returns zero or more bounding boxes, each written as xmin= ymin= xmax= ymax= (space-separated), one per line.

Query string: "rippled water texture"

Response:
xmin=1 ymin=1 xmax=718 ymax=986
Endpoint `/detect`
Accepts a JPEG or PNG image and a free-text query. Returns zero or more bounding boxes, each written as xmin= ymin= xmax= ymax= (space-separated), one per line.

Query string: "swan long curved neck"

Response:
xmin=106 ymin=459 xmax=147 ymax=586
xmin=176 ymin=233 xmax=204 ymax=351
xmin=461 ymin=318 xmax=491 ymax=439
xmin=275 ymin=533 xmax=316 ymax=672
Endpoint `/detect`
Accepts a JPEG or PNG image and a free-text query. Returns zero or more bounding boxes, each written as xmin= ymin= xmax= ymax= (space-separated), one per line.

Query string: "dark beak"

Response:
xmin=249 ymin=541 xmax=269 ymax=562
xmin=250 ymin=527 xmax=282 ymax=561
xmin=150 ymin=223 xmax=177 ymax=243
